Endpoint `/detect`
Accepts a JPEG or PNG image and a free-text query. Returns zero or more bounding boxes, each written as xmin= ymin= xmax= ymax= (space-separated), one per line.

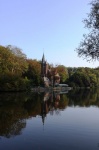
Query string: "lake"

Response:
xmin=0 ymin=88 xmax=99 ymax=150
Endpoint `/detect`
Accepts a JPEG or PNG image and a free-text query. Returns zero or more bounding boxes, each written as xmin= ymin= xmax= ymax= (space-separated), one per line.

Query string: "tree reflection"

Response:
xmin=67 ymin=88 xmax=99 ymax=107
xmin=0 ymin=88 xmax=99 ymax=138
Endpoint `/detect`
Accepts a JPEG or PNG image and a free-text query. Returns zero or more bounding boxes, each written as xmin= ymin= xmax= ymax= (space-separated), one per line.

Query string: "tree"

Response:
xmin=0 ymin=45 xmax=30 ymax=91
xmin=67 ymin=67 xmax=99 ymax=87
xmin=7 ymin=45 xmax=27 ymax=59
xmin=0 ymin=45 xmax=14 ymax=74
xmin=76 ymin=0 xmax=99 ymax=61
xmin=25 ymin=59 xmax=41 ymax=85
xmin=7 ymin=45 xmax=28 ymax=75
xmin=56 ymin=65 xmax=68 ymax=83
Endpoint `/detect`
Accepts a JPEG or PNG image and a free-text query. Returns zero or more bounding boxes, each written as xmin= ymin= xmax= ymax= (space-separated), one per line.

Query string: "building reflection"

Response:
xmin=41 ymin=91 xmax=61 ymax=125
xmin=0 ymin=88 xmax=98 ymax=138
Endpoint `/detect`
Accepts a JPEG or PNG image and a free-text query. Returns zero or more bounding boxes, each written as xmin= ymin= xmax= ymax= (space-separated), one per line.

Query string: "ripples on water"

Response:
xmin=0 ymin=89 xmax=99 ymax=150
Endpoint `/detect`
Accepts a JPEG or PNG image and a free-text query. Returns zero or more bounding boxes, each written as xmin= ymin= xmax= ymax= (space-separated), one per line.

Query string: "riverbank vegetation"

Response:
xmin=0 ymin=45 xmax=99 ymax=91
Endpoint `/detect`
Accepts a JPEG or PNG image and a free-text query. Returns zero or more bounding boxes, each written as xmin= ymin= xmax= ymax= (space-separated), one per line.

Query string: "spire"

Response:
xmin=42 ymin=53 xmax=45 ymax=63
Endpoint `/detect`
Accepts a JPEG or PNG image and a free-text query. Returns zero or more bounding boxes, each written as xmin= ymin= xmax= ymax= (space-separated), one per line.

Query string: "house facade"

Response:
xmin=41 ymin=54 xmax=60 ymax=87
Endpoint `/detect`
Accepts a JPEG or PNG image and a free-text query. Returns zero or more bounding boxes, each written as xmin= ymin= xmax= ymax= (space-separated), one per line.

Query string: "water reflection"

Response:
xmin=67 ymin=88 xmax=99 ymax=107
xmin=0 ymin=88 xmax=99 ymax=139
xmin=41 ymin=92 xmax=61 ymax=124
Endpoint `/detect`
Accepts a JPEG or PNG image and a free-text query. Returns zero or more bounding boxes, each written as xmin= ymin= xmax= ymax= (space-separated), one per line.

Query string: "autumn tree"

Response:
xmin=0 ymin=45 xmax=14 ymax=74
xmin=56 ymin=65 xmax=68 ymax=83
xmin=7 ymin=45 xmax=28 ymax=75
xmin=25 ymin=59 xmax=41 ymax=85
xmin=76 ymin=0 xmax=99 ymax=61
xmin=0 ymin=45 xmax=29 ymax=91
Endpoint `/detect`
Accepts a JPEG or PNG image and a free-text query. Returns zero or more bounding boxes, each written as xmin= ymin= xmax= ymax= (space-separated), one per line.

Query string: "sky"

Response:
xmin=0 ymin=0 xmax=99 ymax=68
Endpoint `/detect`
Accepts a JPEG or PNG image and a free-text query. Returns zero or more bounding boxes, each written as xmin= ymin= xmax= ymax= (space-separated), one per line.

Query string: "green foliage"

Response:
xmin=0 ymin=45 xmax=29 ymax=91
xmin=24 ymin=59 xmax=41 ymax=86
xmin=0 ymin=44 xmax=99 ymax=91
xmin=67 ymin=67 xmax=99 ymax=87
xmin=0 ymin=45 xmax=28 ymax=75
xmin=0 ymin=45 xmax=15 ymax=73
xmin=56 ymin=65 xmax=69 ymax=83
xmin=76 ymin=0 xmax=99 ymax=61
xmin=0 ymin=73 xmax=30 ymax=91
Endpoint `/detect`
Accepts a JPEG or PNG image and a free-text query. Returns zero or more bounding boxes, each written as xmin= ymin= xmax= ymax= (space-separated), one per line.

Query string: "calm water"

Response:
xmin=0 ymin=89 xmax=99 ymax=150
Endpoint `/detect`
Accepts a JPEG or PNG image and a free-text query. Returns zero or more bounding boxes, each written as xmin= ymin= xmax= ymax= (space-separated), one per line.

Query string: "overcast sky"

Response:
xmin=0 ymin=0 xmax=98 ymax=68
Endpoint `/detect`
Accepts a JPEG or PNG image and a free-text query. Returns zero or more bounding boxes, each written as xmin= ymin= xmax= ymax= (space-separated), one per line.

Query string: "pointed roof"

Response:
xmin=42 ymin=53 xmax=45 ymax=63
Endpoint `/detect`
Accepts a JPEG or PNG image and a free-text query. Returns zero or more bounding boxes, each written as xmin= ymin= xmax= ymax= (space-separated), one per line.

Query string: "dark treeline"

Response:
xmin=0 ymin=45 xmax=99 ymax=91
xmin=0 ymin=45 xmax=41 ymax=91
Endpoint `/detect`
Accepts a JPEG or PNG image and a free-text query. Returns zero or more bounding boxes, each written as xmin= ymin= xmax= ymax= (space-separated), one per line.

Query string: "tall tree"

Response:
xmin=0 ymin=45 xmax=15 ymax=74
xmin=25 ymin=59 xmax=41 ymax=85
xmin=0 ymin=45 xmax=30 ymax=91
xmin=7 ymin=45 xmax=27 ymax=59
xmin=7 ymin=45 xmax=28 ymax=75
xmin=56 ymin=65 xmax=68 ymax=83
xmin=76 ymin=0 xmax=99 ymax=61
